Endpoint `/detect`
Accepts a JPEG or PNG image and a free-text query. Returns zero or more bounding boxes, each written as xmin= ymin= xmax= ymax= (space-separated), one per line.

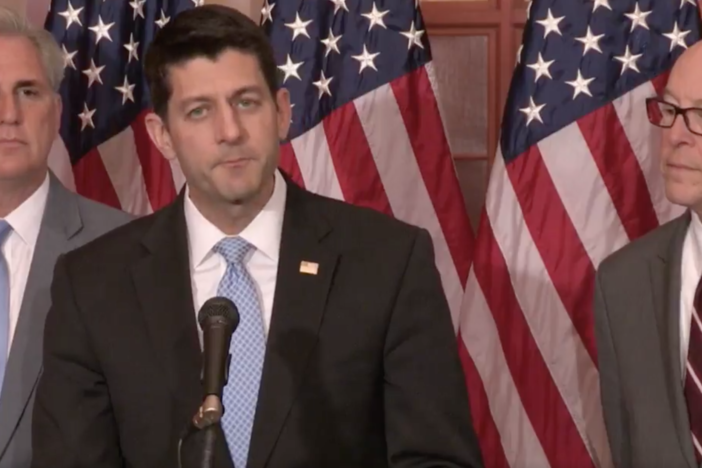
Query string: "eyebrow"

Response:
xmin=179 ymin=85 xmax=266 ymax=109
xmin=14 ymin=79 xmax=43 ymax=89
xmin=661 ymin=88 xmax=702 ymax=107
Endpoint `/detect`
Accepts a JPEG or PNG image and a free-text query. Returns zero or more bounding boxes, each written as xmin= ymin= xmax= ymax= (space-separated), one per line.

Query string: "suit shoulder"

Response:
xmin=74 ymin=193 xmax=134 ymax=228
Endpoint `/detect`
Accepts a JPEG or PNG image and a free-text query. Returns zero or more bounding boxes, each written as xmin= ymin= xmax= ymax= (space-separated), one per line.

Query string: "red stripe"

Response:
xmin=322 ymin=102 xmax=393 ymax=216
xmin=472 ymin=209 xmax=595 ymax=468
xmin=577 ymin=104 xmax=659 ymax=241
xmin=131 ymin=110 xmax=177 ymax=210
xmin=457 ymin=335 xmax=509 ymax=468
xmin=506 ymin=147 xmax=598 ymax=365
xmin=279 ymin=142 xmax=305 ymax=188
xmin=72 ymin=148 xmax=121 ymax=209
xmin=390 ymin=66 xmax=473 ymax=284
xmin=651 ymin=72 xmax=669 ymax=96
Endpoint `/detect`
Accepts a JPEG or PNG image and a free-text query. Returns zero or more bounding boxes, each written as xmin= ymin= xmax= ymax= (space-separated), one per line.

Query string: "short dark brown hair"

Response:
xmin=144 ymin=5 xmax=279 ymax=118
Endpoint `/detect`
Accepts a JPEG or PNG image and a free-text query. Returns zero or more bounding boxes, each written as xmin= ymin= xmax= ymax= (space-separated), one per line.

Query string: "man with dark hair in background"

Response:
xmin=31 ymin=5 xmax=484 ymax=468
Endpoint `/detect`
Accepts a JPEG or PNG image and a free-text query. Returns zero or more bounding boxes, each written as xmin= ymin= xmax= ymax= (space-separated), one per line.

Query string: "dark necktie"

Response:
xmin=684 ymin=275 xmax=702 ymax=461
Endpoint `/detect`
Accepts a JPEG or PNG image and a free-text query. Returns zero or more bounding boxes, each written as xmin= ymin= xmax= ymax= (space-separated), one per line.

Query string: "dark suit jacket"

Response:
xmin=31 ymin=177 xmax=484 ymax=468
xmin=0 ymin=172 xmax=132 ymax=468
xmin=594 ymin=211 xmax=698 ymax=468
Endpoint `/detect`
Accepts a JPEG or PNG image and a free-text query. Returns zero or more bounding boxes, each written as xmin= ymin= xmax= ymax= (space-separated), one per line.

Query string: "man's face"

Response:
xmin=0 ymin=35 xmax=61 ymax=185
xmin=146 ymin=49 xmax=290 ymax=209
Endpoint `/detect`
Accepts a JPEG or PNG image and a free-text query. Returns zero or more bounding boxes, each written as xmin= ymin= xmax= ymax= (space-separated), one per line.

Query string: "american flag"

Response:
xmin=460 ymin=0 xmax=701 ymax=467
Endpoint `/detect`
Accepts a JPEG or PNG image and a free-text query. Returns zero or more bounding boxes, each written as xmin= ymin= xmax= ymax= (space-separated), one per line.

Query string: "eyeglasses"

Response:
xmin=646 ymin=97 xmax=702 ymax=136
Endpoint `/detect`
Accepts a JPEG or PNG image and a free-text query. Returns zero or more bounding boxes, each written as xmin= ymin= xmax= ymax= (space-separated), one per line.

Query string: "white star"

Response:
xmin=191 ymin=0 xmax=204 ymax=6
xmin=78 ymin=103 xmax=96 ymax=131
xmin=129 ymin=0 xmax=145 ymax=19
xmin=362 ymin=2 xmax=390 ymax=30
xmin=290 ymin=103 xmax=295 ymax=124
xmin=400 ymin=21 xmax=425 ymax=50
xmin=536 ymin=9 xmax=565 ymax=38
xmin=277 ymin=54 xmax=303 ymax=83
xmin=261 ymin=0 xmax=275 ymax=24
xmin=62 ymin=45 xmax=77 ymax=70
xmin=592 ymin=0 xmax=612 ymax=12
xmin=681 ymin=0 xmax=696 ymax=7
xmin=285 ymin=13 xmax=312 ymax=40
xmin=82 ymin=59 xmax=105 ymax=88
xmin=58 ymin=2 xmax=82 ymax=29
xmin=88 ymin=16 xmax=114 ymax=44
xmin=526 ymin=52 xmax=554 ymax=82
xmin=352 ymin=45 xmax=380 ymax=73
xmin=664 ymin=22 xmax=692 ymax=51
xmin=516 ymin=44 xmax=524 ymax=64
xmin=526 ymin=0 xmax=533 ymax=19
xmin=330 ymin=0 xmax=349 ymax=15
xmin=115 ymin=76 xmax=136 ymax=105
xmin=124 ymin=34 xmax=139 ymax=63
xmin=614 ymin=45 xmax=642 ymax=75
xmin=565 ymin=70 xmax=595 ymax=99
xmin=519 ymin=97 xmax=545 ymax=126
xmin=156 ymin=10 xmax=170 ymax=28
xmin=313 ymin=71 xmax=333 ymax=99
xmin=624 ymin=3 xmax=652 ymax=31
xmin=320 ymin=29 xmax=342 ymax=57
xmin=575 ymin=26 xmax=604 ymax=55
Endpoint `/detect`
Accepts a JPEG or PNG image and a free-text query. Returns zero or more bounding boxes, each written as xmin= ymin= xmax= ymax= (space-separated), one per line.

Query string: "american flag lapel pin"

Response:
xmin=299 ymin=261 xmax=319 ymax=275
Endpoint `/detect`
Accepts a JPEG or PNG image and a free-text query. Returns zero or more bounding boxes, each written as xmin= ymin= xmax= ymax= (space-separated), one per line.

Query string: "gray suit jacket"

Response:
xmin=0 ymin=172 xmax=133 ymax=468
xmin=594 ymin=210 xmax=698 ymax=468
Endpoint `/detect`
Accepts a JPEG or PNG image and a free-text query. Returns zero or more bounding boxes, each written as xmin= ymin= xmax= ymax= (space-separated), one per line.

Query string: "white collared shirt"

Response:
xmin=0 ymin=173 xmax=50 ymax=357
xmin=681 ymin=211 xmax=702 ymax=376
xmin=184 ymin=170 xmax=286 ymax=340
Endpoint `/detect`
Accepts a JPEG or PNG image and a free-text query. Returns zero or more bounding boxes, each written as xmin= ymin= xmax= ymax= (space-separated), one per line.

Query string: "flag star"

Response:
xmin=536 ymin=9 xmax=565 ymax=38
xmin=88 ymin=16 xmax=114 ymax=44
xmin=82 ymin=59 xmax=105 ymax=88
xmin=62 ymin=45 xmax=77 ymax=70
xmin=575 ymin=26 xmax=604 ymax=55
xmin=129 ymin=0 xmax=145 ymax=19
xmin=624 ymin=3 xmax=652 ymax=31
xmin=516 ymin=44 xmax=523 ymax=64
xmin=261 ymin=0 xmax=275 ymax=24
xmin=400 ymin=21 xmax=425 ymax=50
xmin=58 ymin=2 xmax=82 ymax=30
xmin=156 ymin=10 xmax=170 ymax=28
xmin=681 ymin=0 xmax=696 ymax=7
xmin=285 ymin=12 xmax=312 ymax=40
xmin=526 ymin=0 xmax=532 ymax=19
xmin=330 ymin=0 xmax=349 ymax=15
xmin=519 ymin=97 xmax=545 ymax=126
xmin=191 ymin=0 xmax=204 ymax=6
xmin=526 ymin=52 xmax=554 ymax=82
xmin=313 ymin=70 xmax=333 ymax=99
xmin=124 ymin=34 xmax=139 ymax=63
xmin=664 ymin=22 xmax=692 ymax=51
xmin=78 ymin=103 xmax=96 ymax=131
xmin=592 ymin=0 xmax=612 ymax=11
xmin=362 ymin=2 xmax=390 ymax=31
xmin=290 ymin=103 xmax=295 ymax=123
xmin=277 ymin=54 xmax=303 ymax=83
xmin=565 ymin=70 xmax=595 ymax=99
xmin=614 ymin=45 xmax=642 ymax=74
xmin=352 ymin=45 xmax=380 ymax=73
xmin=320 ymin=29 xmax=342 ymax=56
xmin=115 ymin=76 xmax=136 ymax=105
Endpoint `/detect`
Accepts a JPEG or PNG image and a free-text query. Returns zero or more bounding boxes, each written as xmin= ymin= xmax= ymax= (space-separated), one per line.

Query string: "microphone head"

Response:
xmin=197 ymin=296 xmax=240 ymax=330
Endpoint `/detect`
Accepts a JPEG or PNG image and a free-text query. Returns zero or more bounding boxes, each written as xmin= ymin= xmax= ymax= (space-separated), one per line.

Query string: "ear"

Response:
xmin=52 ymin=93 xmax=62 ymax=134
xmin=144 ymin=111 xmax=177 ymax=161
xmin=275 ymin=88 xmax=292 ymax=141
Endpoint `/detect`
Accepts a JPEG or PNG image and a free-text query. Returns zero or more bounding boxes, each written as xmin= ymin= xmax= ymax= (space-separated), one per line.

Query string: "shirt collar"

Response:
xmin=2 ymin=172 xmax=50 ymax=247
xmin=184 ymin=169 xmax=287 ymax=269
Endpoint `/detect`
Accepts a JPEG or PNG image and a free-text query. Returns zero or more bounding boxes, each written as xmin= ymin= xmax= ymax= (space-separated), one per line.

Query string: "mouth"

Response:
xmin=219 ymin=158 xmax=253 ymax=168
xmin=0 ymin=138 xmax=25 ymax=148
xmin=667 ymin=162 xmax=696 ymax=171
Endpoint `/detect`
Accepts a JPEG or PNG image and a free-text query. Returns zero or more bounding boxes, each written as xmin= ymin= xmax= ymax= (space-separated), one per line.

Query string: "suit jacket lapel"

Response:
xmin=0 ymin=174 xmax=82 ymax=456
xmin=247 ymin=182 xmax=339 ymax=468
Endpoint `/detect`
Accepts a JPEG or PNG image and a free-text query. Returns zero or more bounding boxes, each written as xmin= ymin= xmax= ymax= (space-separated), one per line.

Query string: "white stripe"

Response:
xmin=687 ymin=362 xmax=702 ymax=395
xmin=353 ymin=83 xmax=464 ymax=330
xmin=460 ymin=271 xmax=550 ymax=468
xmin=692 ymin=433 xmax=702 ymax=457
xmin=692 ymin=307 xmax=702 ymax=337
xmin=612 ymin=81 xmax=685 ymax=225
xmin=538 ymin=123 xmax=629 ymax=268
xmin=97 ymin=127 xmax=153 ymax=215
xmin=290 ymin=121 xmax=344 ymax=201
xmin=487 ymin=151 xmax=613 ymax=468
xmin=48 ymin=135 xmax=75 ymax=192
xmin=424 ymin=61 xmax=455 ymax=155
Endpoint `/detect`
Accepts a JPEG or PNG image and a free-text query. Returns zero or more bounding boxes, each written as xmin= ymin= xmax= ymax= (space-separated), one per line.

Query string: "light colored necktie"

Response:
xmin=213 ymin=237 xmax=266 ymax=468
xmin=0 ymin=220 xmax=12 ymax=395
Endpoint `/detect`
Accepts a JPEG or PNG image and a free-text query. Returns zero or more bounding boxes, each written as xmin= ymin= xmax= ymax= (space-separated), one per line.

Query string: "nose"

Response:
xmin=665 ymin=111 xmax=695 ymax=147
xmin=0 ymin=91 xmax=20 ymax=125
xmin=215 ymin=104 xmax=243 ymax=144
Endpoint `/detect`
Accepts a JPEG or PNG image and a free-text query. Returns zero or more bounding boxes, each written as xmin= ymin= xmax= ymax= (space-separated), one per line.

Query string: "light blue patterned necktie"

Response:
xmin=0 ymin=220 xmax=12 ymax=396
xmin=214 ymin=237 xmax=266 ymax=468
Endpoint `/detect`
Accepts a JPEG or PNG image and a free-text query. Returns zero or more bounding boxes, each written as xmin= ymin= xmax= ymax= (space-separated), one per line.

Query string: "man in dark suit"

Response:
xmin=594 ymin=42 xmax=702 ymax=468
xmin=30 ymin=5 xmax=484 ymax=468
xmin=0 ymin=7 xmax=132 ymax=468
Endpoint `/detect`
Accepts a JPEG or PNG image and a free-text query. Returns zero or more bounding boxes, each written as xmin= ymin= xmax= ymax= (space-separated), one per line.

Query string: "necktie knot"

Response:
xmin=213 ymin=236 xmax=253 ymax=265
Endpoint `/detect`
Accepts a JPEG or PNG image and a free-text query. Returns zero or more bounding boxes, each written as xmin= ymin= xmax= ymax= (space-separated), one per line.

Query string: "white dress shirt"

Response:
xmin=680 ymin=211 xmax=702 ymax=377
xmin=184 ymin=170 xmax=286 ymax=341
xmin=1 ymin=173 xmax=50 ymax=357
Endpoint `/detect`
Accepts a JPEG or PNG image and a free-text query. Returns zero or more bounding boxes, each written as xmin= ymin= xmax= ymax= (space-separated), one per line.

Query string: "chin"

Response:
xmin=664 ymin=183 xmax=702 ymax=209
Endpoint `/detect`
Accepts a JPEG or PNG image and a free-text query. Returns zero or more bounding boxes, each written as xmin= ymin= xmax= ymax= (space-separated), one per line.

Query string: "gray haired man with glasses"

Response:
xmin=594 ymin=41 xmax=702 ymax=468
